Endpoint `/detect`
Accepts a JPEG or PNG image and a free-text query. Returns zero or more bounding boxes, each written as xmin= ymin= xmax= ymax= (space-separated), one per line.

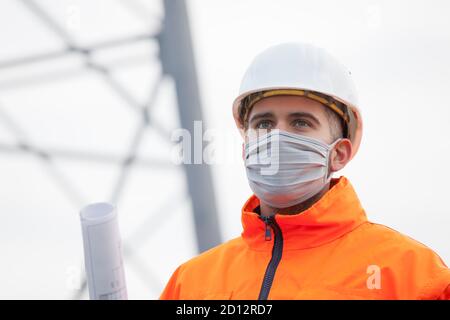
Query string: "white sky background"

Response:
xmin=0 ymin=0 xmax=449 ymax=299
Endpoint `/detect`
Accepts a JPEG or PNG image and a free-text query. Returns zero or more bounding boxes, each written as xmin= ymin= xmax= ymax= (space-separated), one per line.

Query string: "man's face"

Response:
xmin=245 ymin=95 xmax=335 ymax=144
xmin=243 ymin=94 xmax=353 ymax=175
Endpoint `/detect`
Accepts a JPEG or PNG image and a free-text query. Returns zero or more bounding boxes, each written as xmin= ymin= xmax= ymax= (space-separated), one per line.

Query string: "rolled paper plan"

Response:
xmin=80 ymin=202 xmax=128 ymax=300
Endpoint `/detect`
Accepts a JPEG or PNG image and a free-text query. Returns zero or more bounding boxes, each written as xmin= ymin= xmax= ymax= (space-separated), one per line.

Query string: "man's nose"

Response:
xmin=274 ymin=121 xmax=291 ymax=133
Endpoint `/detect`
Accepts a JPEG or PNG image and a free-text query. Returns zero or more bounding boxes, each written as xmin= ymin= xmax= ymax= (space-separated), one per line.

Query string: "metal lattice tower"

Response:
xmin=0 ymin=0 xmax=222 ymax=299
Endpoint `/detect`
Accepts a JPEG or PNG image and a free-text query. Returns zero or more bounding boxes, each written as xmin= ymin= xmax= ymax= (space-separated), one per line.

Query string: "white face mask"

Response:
xmin=244 ymin=130 xmax=340 ymax=208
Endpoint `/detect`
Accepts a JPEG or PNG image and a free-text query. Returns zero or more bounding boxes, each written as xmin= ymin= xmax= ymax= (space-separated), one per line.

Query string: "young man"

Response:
xmin=160 ymin=42 xmax=450 ymax=299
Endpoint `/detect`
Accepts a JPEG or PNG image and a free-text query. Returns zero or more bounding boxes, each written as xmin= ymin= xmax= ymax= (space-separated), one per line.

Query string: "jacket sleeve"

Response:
xmin=419 ymin=268 xmax=450 ymax=300
xmin=437 ymin=284 xmax=450 ymax=300
xmin=159 ymin=265 xmax=183 ymax=300
xmin=416 ymin=252 xmax=450 ymax=300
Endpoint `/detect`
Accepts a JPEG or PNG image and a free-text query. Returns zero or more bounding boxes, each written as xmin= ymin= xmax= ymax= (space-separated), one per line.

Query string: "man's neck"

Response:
xmin=260 ymin=182 xmax=331 ymax=217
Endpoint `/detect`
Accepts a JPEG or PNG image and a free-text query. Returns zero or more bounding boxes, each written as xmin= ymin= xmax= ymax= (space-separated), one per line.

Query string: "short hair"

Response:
xmin=323 ymin=104 xmax=344 ymax=142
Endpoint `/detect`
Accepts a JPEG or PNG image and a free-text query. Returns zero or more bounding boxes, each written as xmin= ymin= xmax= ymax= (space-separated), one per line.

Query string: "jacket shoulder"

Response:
xmin=365 ymin=222 xmax=446 ymax=256
xmin=179 ymin=236 xmax=245 ymax=272
xmin=360 ymin=222 xmax=450 ymax=299
xmin=159 ymin=236 xmax=246 ymax=299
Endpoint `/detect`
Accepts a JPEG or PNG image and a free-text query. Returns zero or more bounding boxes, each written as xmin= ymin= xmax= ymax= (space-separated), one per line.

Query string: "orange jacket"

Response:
xmin=160 ymin=177 xmax=450 ymax=300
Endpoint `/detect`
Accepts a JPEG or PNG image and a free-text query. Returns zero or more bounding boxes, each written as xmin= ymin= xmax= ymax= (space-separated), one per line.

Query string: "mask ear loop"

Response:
xmin=325 ymin=138 xmax=343 ymax=181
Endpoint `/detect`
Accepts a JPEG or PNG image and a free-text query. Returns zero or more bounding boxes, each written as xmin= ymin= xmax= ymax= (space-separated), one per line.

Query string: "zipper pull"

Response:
xmin=265 ymin=224 xmax=272 ymax=241
xmin=262 ymin=216 xmax=272 ymax=241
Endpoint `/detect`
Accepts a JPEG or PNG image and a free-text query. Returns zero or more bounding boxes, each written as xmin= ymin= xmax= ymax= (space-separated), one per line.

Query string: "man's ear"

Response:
xmin=330 ymin=138 xmax=353 ymax=172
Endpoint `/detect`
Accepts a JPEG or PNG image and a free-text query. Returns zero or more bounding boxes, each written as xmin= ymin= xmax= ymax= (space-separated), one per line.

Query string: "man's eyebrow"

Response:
xmin=288 ymin=112 xmax=321 ymax=126
xmin=249 ymin=112 xmax=274 ymax=123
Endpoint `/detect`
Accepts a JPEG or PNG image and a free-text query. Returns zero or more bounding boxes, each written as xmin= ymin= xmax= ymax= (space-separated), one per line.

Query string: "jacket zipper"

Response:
xmin=258 ymin=215 xmax=283 ymax=300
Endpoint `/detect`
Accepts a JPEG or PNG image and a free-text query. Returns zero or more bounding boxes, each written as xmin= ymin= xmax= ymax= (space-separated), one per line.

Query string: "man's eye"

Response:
xmin=292 ymin=119 xmax=311 ymax=128
xmin=255 ymin=120 xmax=273 ymax=129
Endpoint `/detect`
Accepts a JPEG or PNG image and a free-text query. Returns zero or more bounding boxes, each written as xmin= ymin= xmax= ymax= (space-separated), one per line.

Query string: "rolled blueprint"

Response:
xmin=80 ymin=202 xmax=128 ymax=300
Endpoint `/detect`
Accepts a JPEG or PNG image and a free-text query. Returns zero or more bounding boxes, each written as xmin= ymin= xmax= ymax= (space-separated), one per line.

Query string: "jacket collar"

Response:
xmin=241 ymin=176 xmax=368 ymax=251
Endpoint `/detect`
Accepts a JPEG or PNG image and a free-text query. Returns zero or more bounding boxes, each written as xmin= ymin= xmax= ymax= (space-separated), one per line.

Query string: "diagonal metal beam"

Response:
xmin=20 ymin=0 xmax=146 ymax=115
xmin=20 ymin=0 xmax=77 ymax=45
xmin=109 ymin=72 xmax=163 ymax=203
xmin=0 ymin=143 xmax=177 ymax=168
xmin=0 ymin=105 xmax=86 ymax=207
xmin=0 ymin=33 xmax=157 ymax=70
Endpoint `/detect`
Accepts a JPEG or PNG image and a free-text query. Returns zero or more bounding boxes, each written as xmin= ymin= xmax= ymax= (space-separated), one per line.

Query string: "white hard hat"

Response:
xmin=232 ymin=42 xmax=363 ymax=159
